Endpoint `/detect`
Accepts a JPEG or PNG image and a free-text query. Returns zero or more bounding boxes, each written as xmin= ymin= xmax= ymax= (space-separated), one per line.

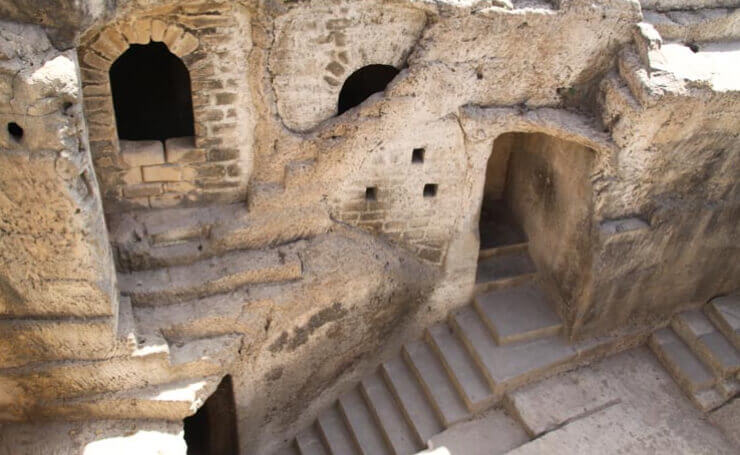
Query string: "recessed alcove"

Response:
xmin=337 ymin=64 xmax=400 ymax=115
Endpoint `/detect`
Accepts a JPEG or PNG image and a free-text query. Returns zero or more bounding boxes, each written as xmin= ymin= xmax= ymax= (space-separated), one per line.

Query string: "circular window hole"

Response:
xmin=687 ymin=43 xmax=699 ymax=53
xmin=7 ymin=122 xmax=23 ymax=141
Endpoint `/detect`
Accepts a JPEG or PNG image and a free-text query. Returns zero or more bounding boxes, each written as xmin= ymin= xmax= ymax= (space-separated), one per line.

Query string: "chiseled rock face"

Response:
xmin=0 ymin=21 xmax=116 ymax=319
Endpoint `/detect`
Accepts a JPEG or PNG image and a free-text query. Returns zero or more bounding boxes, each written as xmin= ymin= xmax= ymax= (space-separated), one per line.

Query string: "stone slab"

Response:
xmin=650 ymin=328 xmax=715 ymax=392
xmin=474 ymin=283 xmax=562 ymax=345
xmin=452 ymin=306 xmax=576 ymax=393
xmin=424 ymin=409 xmax=529 ymax=455
xmin=339 ymin=387 xmax=390 ymax=455
xmin=317 ymin=406 xmax=359 ymax=455
xmin=707 ymin=296 xmax=740 ymax=350
xmin=381 ymin=356 xmax=443 ymax=446
xmin=709 ymin=398 xmax=740 ymax=447
xmin=506 ymin=365 xmax=622 ymax=437
xmin=475 ymin=251 xmax=536 ymax=285
xmin=360 ymin=372 xmax=419 ymax=455
xmin=403 ymin=340 xmax=470 ymax=427
xmin=426 ymin=323 xmax=492 ymax=412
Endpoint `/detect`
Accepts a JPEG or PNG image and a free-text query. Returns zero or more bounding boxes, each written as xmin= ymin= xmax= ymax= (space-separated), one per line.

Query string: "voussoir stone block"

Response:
xmin=120 ymin=140 xmax=166 ymax=168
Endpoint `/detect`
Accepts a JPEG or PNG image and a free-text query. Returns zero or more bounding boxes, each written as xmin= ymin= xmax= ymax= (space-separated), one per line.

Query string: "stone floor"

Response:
xmin=0 ymin=347 xmax=737 ymax=455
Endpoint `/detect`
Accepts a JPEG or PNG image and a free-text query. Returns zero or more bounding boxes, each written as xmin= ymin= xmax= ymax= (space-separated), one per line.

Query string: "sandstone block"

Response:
xmin=162 ymin=25 xmax=184 ymax=51
xmin=171 ymin=32 xmax=199 ymax=57
xmin=131 ymin=19 xmax=152 ymax=45
xmin=122 ymin=167 xmax=142 ymax=185
xmin=120 ymin=140 xmax=165 ymax=168
xmin=91 ymin=29 xmax=128 ymax=60
xmin=123 ymin=183 xmax=163 ymax=198
xmin=150 ymin=193 xmax=185 ymax=209
xmin=151 ymin=20 xmax=167 ymax=42
xmin=164 ymin=137 xmax=204 ymax=163
xmin=143 ymin=164 xmax=182 ymax=182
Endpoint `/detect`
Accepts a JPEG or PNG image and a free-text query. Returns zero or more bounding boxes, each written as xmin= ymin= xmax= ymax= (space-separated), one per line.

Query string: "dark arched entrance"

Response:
xmin=109 ymin=41 xmax=195 ymax=141
xmin=337 ymin=64 xmax=399 ymax=115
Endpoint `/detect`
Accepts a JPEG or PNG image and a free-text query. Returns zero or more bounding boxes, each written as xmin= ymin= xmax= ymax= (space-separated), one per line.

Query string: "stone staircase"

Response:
xmin=640 ymin=0 xmax=740 ymax=44
xmin=649 ymin=295 xmax=740 ymax=411
xmin=0 ymin=202 xmax=321 ymax=422
xmin=272 ymin=244 xmax=645 ymax=455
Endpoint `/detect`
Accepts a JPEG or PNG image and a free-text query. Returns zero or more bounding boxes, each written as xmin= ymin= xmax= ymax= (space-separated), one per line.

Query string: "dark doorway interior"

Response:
xmin=109 ymin=41 xmax=195 ymax=141
xmin=183 ymin=375 xmax=239 ymax=455
xmin=337 ymin=64 xmax=399 ymax=115
xmin=479 ymin=133 xmax=527 ymax=250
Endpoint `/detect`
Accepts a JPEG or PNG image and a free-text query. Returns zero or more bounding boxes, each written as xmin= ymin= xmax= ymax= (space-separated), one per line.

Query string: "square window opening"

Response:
xmin=366 ymin=186 xmax=378 ymax=201
xmin=424 ymin=183 xmax=438 ymax=198
xmin=412 ymin=148 xmax=425 ymax=164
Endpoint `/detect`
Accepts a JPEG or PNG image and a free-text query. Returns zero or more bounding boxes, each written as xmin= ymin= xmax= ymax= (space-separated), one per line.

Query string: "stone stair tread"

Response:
xmin=39 ymin=375 xmax=221 ymax=420
xmin=650 ymin=328 xmax=716 ymax=392
xmin=359 ymin=372 xmax=420 ymax=455
xmin=118 ymin=247 xmax=302 ymax=306
xmin=706 ymin=295 xmax=740 ymax=350
xmin=474 ymin=283 xmax=562 ymax=345
xmin=475 ymin=251 xmax=536 ymax=285
xmin=426 ymin=323 xmax=492 ymax=412
xmin=403 ymin=340 xmax=470 ymax=427
xmin=380 ymin=356 xmax=443 ymax=446
xmin=296 ymin=424 xmax=329 ymax=455
xmin=452 ymin=306 xmax=576 ymax=393
xmin=674 ymin=309 xmax=739 ymax=375
xmin=338 ymin=387 xmax=392 ymax=455
xmin=317 ymin=405 xmax=359 ymax=455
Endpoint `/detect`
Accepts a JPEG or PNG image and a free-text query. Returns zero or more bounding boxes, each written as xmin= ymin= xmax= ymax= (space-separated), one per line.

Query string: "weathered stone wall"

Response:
xmin=78 ymin=1 xmax=254 ymax=213
xmin=504 ymin=133 xmax=596 ymax=324
xmin=0 ymin=21 xmax=116 ymax=319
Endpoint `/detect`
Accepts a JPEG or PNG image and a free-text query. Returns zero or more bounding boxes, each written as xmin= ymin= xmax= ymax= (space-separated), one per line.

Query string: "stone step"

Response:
xmin=37 ymin=375 xmax=222 ymax=420
xmin=0 ymin=296 xmax=141 ymax=369
xmin=274 ymin=444 xmax=301 ymax=455
xmin=425 ymin=324 xmax=493 ymax=413
xmin=380 ymin=356 xmax=443 ymax=447
xmin=359 ymin=372 xmax=420 ymax=455
xmin=473 ymin=283 xmax=562 ymax=346
xmin=643 ymin=8 xmax=740 ymax=43
xmin=118 ymin=247 xmax=302 ymax=306
xmin=110 ymin=204 xmax=330 ymax=272
xmin=402 ymin=340 xmax=470 ymax=427
xmin=133 ymin=281 xmax=290 ymax=339
xmin=451 ymin=306 xmax=576 ymax=394
xmin=338 ymin=387 xmax=392 ymax=455
xmin=672 ymin=310 xmax=740 ymax=378
xmin=649 ymin=328 xmax=716 ymax=393
xmin=0 ymin=334 xmax=239 ymax=406
xmin=296 ymin=424 xmax=329 ymax=455
xmin=705 ymin=295 xmax=740 ymax=350
xmin=474 ymin=250 xmax=536 ymax=295
xmin=478 ymin=242 xmax=529 ymax=262
xmin=316 ymin=405 xmax=359 ymax=455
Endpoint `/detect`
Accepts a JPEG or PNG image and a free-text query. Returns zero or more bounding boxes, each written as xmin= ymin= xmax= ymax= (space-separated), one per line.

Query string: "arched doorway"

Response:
xmin=183 ymin=375 xmax=239 ymax=455
xmin=337 ymin=64 xmax=399 ymax=115
xmin=109 ymin=41 xmax=195 ymax=141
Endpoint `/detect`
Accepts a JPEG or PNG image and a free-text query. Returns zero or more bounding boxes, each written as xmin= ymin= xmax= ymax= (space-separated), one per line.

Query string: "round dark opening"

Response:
xmin=337 ymin=64 xmax=400 ymax=115
xmin=687 ymin=43 xmax=700 ymax=53
xmin=7 ymin=122 xmax=23 ymax=141
xmin=109 ymin=41 xmax=194 ymax=141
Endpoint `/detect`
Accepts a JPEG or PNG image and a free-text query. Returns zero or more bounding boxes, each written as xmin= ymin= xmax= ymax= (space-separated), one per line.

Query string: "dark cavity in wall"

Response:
xmin=184 ymin=375 xmax=239 ymax=455
xmin=109 ymin=41 xmax=195 ymax=141
xmin=337 ymin=64 xmax=399 ymax=115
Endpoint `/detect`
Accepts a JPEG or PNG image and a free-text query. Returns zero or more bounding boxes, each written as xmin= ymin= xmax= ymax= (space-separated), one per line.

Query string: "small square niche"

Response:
xmin=365 ymin=186 xmax=378 ymax=201
xmin=423 ymin=183 xmax=438 ymax=198
xmin=412 ymin=148 xmax=425 ymax=164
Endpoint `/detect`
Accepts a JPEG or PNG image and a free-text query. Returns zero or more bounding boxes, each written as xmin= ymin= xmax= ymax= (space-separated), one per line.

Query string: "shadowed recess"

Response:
xmin=184 ymin=375 xmax=239 ymax=455
xmin=109 ymin=41 xmax=195 ymax=141
xmin=337 ymin=64 xmax=400 ymax=115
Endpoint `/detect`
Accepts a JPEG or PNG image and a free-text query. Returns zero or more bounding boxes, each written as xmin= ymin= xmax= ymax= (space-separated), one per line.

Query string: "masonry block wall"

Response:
xmin=331 ymin=116 xmax=468 ymax=265
xmin=78 ymin=1 xmax=254 ymax=213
